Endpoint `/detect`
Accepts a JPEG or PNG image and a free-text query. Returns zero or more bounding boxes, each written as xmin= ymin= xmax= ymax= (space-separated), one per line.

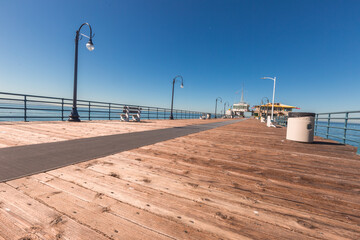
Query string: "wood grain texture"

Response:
xmin=1 ymin=119 xmax=359 ymax=239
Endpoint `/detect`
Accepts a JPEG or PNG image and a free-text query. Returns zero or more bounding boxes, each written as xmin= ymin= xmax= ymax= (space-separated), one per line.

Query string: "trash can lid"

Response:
xmin=288 ymin=112 xmax=315 ymax=118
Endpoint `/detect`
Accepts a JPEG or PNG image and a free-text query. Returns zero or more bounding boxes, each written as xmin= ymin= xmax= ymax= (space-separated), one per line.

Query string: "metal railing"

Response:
xmin=274 ymin=116 xmax=288 ymax=127
xmin=273 ymin=111 xmax=360 ymax=154
xmin=0 ymin=92 xmax=217 ymax=122
xmin=315 ymin=111 xmax=360 ymax=154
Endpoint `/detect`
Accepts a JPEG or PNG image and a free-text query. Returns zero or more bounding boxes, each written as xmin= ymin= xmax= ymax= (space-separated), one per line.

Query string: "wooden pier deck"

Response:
xmin=0 ymin=119 xmax=359 ymax=239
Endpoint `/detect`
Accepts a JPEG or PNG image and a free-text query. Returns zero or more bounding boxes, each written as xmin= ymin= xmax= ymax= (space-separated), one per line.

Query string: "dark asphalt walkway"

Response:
xmin=0 ymin=119 xmax=244 ymax=182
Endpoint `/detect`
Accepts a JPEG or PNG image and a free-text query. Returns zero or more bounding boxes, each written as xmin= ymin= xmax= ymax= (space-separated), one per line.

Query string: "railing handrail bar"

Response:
xmin=316 ymin=117 xmax=360 ymax=120
xmin=316 ymin=110 xmax=360 ymax=114
xmin=0 ymin=91 xmax=211 ymax=115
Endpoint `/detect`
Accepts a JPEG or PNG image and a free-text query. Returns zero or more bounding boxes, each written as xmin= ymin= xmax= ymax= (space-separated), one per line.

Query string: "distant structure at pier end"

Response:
xmin=227 ymin=87 xmax=250 ymax=118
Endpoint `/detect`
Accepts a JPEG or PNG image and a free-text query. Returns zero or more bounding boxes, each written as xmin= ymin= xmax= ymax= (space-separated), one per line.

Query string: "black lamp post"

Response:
xmin=68 ymin=23 xmax=95 ymax=122
xmin=169 ymin=75 xmax=184 ymax=120
xmin=215 ymin=97 xmax=222 ymax=118
xmin=223 ymin=101 xmax=229 ymax=118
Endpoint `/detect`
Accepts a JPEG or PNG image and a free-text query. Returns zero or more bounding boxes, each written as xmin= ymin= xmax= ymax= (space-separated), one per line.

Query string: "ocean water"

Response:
xmin=315 ymin=121 xmax=360 ymax=148
xmin=0 ymin=100 xmax=202 ymax=122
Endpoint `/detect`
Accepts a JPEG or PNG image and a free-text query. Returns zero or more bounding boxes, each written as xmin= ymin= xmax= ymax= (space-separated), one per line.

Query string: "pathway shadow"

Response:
xmin=312 ymin=141 xmax=344 ymax=146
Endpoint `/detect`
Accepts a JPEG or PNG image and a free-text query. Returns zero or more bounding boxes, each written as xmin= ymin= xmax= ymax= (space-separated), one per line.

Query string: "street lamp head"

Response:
xmin=86 ymin=39 xmax=95 ymax=51
xmin=261 ymin=77 xmax=276 ymax=81
xmin=173 ymin=75 xmax=184 ymax=88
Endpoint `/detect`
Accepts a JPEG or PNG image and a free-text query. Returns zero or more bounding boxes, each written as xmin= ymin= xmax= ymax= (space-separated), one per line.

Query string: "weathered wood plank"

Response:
xmin=1 ymin=119 xmax=359 ymax=240
xmin=80 ymin=153 xmax=360 ymax=240
xmin=0 ymin=183 xmax=109 ymax=240
xmin=119 ymin=150 xmax=360 ymax=228
xmin=48 ymin=165 xmax=323 ymax=240
xmin=9 ymin=173 xmax=222 ymax=240
xmin=0 ymin=119 xmax=228 ymax=148
xmin=157 ymin=138 xmax=360 ymax=179
xmin=133 ymin=145 xmax=360 ymax=206
xmin=7 ymin=176 xmax=172 ymax=240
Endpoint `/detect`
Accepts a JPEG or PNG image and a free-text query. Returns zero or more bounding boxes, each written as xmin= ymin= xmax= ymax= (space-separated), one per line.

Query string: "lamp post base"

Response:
xmin=169 ymin=115 xmax=174 ymax=120
xmin=68 ymin=116 xmax=81 ymax=122
xmin=68 ymin=108 xmax=81 ymax=122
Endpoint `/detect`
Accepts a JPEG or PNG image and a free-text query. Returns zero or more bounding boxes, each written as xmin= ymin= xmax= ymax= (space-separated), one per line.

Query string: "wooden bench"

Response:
xmin=120 ymin=106 xmax=141 ymax=122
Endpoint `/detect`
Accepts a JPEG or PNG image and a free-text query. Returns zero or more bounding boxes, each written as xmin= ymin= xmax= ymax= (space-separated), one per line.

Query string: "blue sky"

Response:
xmin=0 ymin=0 xmax=359 ymax=113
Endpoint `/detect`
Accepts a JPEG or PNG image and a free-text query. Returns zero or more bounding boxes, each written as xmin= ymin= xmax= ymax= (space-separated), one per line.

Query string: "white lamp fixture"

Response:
xmin=86 ymin=39 xmax=95 ymax=51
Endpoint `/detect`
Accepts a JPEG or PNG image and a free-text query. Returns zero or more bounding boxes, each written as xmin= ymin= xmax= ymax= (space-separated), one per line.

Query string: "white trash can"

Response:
xmin=286 ymin=112 xmax=315 ymax=143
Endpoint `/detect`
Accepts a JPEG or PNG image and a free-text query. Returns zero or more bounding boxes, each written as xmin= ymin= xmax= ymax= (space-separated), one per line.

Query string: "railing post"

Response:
xmin=148 ymin=107 xmax=150 ymax=120
xmin=156 ymin=108 xmax=158 ymax=119
xmin=315 ymin=114 xmax=318 ymax=135
xmin=164 ymin=109 xmax=166 ymax=119
xmin=61 ymin=98 xmax=64 ymax=121
xmin=108 ymin=103 xmax=111 ymax=120
xmin=326 ymin=113 xmax=331 ymax=139
xmin=24 ymin=95 xmax=27 ymax=122
xmin=343 ymin=112 xmax=348 ymax=144
xmin=88 ymin=101 xmax=91 ymax=121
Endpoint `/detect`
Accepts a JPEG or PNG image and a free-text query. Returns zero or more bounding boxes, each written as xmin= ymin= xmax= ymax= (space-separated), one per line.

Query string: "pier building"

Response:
xmin=253 ymin=102 xmax=298 ymax=118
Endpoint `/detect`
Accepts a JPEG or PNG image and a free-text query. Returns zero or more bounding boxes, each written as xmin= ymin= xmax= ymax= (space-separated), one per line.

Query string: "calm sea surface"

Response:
xmin=316 ymin=121 xmax=360 ymax=148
